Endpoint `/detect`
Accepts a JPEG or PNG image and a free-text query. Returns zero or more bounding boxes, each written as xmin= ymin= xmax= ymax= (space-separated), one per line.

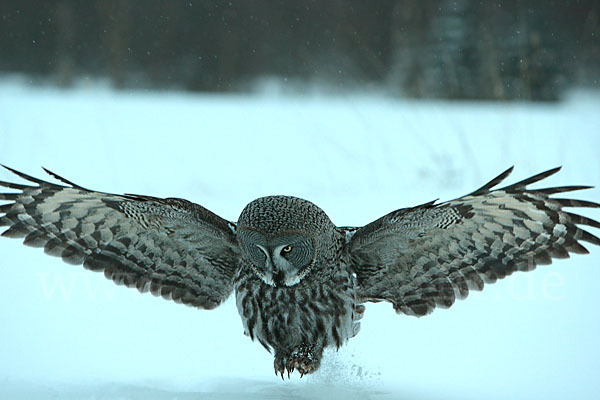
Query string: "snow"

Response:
xmin=0 ymin=77 xmax=599 ymax=399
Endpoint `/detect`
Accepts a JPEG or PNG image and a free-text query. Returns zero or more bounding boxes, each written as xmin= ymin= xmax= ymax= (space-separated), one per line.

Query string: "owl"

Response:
xmin=1 ymin=165 xmax=598 ymax=378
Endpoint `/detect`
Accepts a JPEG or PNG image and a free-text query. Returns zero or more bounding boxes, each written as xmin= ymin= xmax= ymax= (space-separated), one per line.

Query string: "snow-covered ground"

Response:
xmin=0 ymin=77 xmax=599 ymax=400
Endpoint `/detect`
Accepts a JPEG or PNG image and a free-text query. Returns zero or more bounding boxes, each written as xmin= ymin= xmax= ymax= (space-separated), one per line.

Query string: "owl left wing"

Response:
xmin=0 ymin=166 xmax=240 ymax=309
xmin=345 ymin=167 xmax=600 ymax=316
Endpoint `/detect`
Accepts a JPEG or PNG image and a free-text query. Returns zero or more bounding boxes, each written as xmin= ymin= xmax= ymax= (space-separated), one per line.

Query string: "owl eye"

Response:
xmin=281 ymin=245 xmax=293 ymax=254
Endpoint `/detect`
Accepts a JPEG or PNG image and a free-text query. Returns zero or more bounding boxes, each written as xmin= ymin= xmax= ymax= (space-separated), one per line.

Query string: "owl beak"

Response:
xmin=264 ymin=252 xmax=285 ymax=286
xmin=255 ymin=244 xmax=283 ymax=286
xmin=261 ymin=251 xmax=278 ymax=281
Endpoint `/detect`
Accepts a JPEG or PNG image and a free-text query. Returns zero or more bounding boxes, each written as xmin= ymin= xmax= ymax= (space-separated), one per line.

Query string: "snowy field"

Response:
xmin=0 ymin=77 xmax=599 ymax=400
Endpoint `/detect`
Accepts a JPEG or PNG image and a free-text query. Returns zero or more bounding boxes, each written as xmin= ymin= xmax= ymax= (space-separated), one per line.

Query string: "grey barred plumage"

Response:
xmin=0 ymin=165 xmax=598 ymax=378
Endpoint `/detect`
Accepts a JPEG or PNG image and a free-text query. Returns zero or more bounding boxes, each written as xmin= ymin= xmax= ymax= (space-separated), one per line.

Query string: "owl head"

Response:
xmin=237 ymin=196 xmax=338 ymax=287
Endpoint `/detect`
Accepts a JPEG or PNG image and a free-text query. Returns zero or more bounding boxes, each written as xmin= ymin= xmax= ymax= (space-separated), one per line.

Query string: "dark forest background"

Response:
xmin=0 ymin=0 xmax=598 ymax=101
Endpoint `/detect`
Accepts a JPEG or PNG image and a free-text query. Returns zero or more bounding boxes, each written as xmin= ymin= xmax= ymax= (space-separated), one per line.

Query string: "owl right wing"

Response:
xmin=344 ymin=167 xmax=600 ymax=317
xmin=0 ymin=166 xmax=240 ymax=309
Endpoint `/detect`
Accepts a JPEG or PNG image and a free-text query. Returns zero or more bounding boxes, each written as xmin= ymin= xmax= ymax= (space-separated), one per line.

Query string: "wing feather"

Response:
xmin=0 ymin=166 xmax=240 ymax=309
xmin=346 ymin=168 xmax=599 ymax=317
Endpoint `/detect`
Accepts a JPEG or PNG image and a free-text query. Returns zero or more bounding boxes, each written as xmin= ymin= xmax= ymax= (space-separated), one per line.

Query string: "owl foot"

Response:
xmin=274 ymin=344 xmax=322 ymax=379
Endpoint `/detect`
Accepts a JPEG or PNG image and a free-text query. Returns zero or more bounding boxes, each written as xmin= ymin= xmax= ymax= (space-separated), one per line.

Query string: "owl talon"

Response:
xmin=284 ymin=344 xmax=321 ymax=377
xmin=274 ymin=344 xmax=321 ymax=378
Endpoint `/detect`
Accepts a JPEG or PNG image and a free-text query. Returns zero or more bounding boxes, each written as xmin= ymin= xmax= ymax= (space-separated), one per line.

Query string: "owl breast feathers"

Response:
xmin=1 ymin=165 xmax=598 ymax=377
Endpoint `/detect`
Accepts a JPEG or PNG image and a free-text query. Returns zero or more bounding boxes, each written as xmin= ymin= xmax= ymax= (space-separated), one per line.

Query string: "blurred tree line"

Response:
xmin=0 ymin=0 xmax=598 ymax=100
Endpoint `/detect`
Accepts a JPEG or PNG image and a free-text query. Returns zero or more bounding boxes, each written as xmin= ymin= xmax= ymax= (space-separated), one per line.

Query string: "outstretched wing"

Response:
xmin=346 ymin=167 xmax=600 ymax=317
xmin=0 ymin=166 xmax=240 ymax=309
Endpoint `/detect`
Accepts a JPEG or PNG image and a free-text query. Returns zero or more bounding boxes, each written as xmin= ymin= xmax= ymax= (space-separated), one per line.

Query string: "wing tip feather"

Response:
xmin=1 ymin=164 xmax=87 ymax=190
xmin=42 ymin=167 xmax=88 ymax=189
xmin=1 ymin=164 xmax=48 ymax=185
xmin=578 ymin=229 xmax=600 ymax=247
xmin=502 ymin=166 xmax=562 ymax=190
xmin=554 ymin=198 xmax=600 ymax=208
xmin=471 ymin=166 xmax=514 ymax=195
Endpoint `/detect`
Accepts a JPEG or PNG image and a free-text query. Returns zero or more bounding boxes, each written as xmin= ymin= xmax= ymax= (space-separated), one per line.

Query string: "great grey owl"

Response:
xmin=1 ymin=165 xmax=599 ymax=378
